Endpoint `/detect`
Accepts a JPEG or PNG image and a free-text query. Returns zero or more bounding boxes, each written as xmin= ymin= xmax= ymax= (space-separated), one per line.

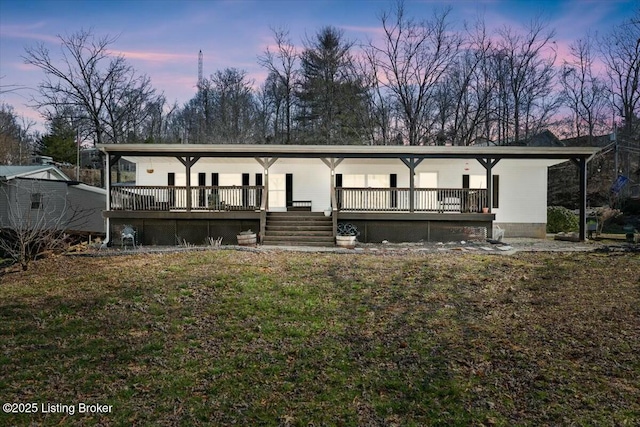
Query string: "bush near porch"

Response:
xmin=546 ymin=205 xmax=579 ymax=233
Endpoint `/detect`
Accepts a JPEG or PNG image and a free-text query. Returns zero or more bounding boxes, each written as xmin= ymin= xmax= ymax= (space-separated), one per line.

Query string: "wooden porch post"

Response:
xmin=255 ymin=157 xmax=278 ymax=243
xmin=321 ymin=158 xmax=343 ymax=240
xmin=177 ymin=156 xmax=200 ymax=212
xmin=106 ymin=154 xmax=119 ymax=212
xmin=105 ymin=154 xmax=115 ymax=245
xmin=572 ymin=157 xmax=588 ymax=241
xmin=477 ymin=158 xmax=500 ymax=213
xmin=400 ymin=158 xmax=423 ymax=213
xmin=261 ymin=168 xmax=267 ymax=243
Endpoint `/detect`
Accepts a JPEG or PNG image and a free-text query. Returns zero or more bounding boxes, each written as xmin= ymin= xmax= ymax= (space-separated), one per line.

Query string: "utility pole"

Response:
xmin=613 ymin=123 xmax=618 ymax=177
xmin=76 ymin=128 xmax=80 ymax=181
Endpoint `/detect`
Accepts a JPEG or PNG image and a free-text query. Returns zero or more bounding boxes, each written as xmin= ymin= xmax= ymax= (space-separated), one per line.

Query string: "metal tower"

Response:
xmin=198 ymin=50 xmax=203 ymax=89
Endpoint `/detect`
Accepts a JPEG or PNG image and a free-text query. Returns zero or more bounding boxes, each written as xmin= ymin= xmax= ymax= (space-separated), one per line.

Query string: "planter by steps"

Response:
xmin=237 ymin=230 xmax=257 ymax=246
xmin=336 ymin=235 xmax=356 ymax=249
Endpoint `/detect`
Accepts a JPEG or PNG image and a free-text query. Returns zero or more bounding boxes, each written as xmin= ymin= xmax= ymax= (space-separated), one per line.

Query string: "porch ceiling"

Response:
xmin=98 ymin=144 xmax=600 ymax=161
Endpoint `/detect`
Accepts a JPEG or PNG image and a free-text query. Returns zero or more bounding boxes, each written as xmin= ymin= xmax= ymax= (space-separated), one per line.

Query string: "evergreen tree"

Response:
xmin=296 ymin=26 xmax=369 ymax=144
xmin=40 ymin=114 xmax=77 ymax=164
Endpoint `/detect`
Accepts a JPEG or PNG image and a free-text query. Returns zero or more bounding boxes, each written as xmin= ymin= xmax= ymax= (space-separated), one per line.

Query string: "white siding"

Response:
xmin=270 ymin=159 xmax=331 ymax=211
xmin=126 ymin=156 xmax=558 ymax=223
xmin=492 ymin=161 xmax=549 ymax=224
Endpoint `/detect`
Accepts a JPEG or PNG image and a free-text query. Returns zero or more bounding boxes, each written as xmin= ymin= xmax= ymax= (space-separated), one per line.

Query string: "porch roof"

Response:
xmin=97 ymin=144 xmax=600 ymax=161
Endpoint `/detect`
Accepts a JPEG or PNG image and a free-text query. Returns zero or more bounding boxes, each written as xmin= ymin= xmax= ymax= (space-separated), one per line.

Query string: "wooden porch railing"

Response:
xmin=110 ymin=185 xmax=263 ymax=211
xmin=110 ymin=185 xmax=488 ymax=213
xmin=335 ymin=187 xmax=488 ymax=213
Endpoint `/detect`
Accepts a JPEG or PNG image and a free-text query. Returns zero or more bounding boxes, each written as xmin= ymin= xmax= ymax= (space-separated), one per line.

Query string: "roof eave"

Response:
xmin=96 ymin=143 xmax=600 ymax=160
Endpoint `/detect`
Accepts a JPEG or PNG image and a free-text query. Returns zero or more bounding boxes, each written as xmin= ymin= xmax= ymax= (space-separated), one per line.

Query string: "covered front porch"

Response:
xmin=99 ymin=144 xmax=598 ymax=245
xmin=105 ymin=184 xmax=494 ymax=245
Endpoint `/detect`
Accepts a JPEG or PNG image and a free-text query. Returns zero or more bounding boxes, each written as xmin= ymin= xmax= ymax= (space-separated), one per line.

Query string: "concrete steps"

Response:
xmin=262 ymin=212 xmax=334 ymax=246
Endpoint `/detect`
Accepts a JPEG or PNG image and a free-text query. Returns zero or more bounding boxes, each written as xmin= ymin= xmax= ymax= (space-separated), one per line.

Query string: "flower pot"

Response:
xmin=237 ymin=232 xmax=257 ymax=246
xmin=336 ymin=235 xmax=356 ymax=249
xmin=324 ymin=209 xmax=332 ymax=217
xmin=482 ymin=207 xmax=489 ymax=213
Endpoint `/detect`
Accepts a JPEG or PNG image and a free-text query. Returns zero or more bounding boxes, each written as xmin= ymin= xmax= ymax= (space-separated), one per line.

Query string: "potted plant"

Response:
xmin=324 ymin=207 xmax=332 ymax=217
xmin=237 ymin=229 xmax=257 ymax=246
xmin=336 ymin=223 xmax=358 ymax=249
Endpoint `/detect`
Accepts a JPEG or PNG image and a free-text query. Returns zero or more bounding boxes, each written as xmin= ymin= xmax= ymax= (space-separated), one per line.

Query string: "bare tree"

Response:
xmin=599 ymin=8 xmax=640 ymax=133
xmin=0 ymin=104 xmax=37 ymax=165
xmin=560 ymin=36 xmax=610 ymax=141
xmin=179 ymin=69 xmax=259 ymax=144
xmin=137 ymin=94 xmax=178 ymax=144
xmin=356 ymin=49 xmax=396 ymax=145
xmin=180 ymin=79 xmax=212 ymax=144
xmin=210 ymin=68 xmax=259 ymax=143
xmin=438 ymin=20 xmax=498 ymax=146
xmin=23 ymin=29 xmax=158 ymax=145
xmin=255 ymin=80 xmax=275 ymax=143
xmin=0 ymin=75 xmax=26 ymax=96
xmin=494 ymin=19 xmax=558 ymax=143
xmin=258 ymin=28 xmax=298 ymax=144
xmin=367 ymin=1 xmax=461 ymax=145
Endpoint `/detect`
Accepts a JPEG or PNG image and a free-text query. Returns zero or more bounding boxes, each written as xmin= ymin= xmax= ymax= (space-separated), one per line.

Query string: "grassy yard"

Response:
xmin=1 ymin=250 xmax=638 ymax=426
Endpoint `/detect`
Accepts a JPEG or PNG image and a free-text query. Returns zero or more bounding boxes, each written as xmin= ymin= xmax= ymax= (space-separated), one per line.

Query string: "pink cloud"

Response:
xmin=109 ymin=50 xmax=194 ymax=63
xmin=0 ymin=23 xmax=60 ymax=44
xmin=15 ymin=62 xmax=40 ymax=72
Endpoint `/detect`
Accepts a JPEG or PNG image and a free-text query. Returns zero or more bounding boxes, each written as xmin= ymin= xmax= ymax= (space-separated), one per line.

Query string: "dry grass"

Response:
xmin=1 ymin=250 xmax=638 ymax=426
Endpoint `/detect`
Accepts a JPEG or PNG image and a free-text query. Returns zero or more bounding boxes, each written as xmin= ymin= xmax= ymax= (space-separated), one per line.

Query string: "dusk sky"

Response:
xmin=0 ymin=0 xmax=635 ymax=132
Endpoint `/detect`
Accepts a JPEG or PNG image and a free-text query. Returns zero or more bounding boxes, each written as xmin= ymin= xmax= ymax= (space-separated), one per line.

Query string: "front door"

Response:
xmin=268 ymin=174 xmax=286 ymax=211
xmin=285 ymin=173 xmax=293 ymax=209
xmin=242 ymin=173 xmax=250 ymax=208
xmin=198 ymin=172 xmax=206 ymax=207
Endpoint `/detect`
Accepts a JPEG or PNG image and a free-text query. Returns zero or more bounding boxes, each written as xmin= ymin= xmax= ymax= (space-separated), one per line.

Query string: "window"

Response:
xmin=418 ymin=172 xmax=438 ymax=188
xmin=30 ymin=193 xmax=42 ymax=209
xmin=342 ymin=174 xmax=389 ymax=187
xmin=463 ymin=174 xmax=499 ymax=209
xmin=469 ymin=175 xmax=487 ymax=189
xmin=342 ymin=174 xmax=365 ymax=187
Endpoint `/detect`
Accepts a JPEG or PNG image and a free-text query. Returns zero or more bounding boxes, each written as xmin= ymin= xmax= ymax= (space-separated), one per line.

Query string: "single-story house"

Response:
xmin=0 ymin=165 xmax=106 ymax=235
xmin=97 ymin=144 xmax=599 ymax=246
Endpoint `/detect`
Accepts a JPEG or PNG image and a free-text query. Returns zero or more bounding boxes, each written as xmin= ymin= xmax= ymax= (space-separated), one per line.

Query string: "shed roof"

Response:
xmin=0 ymin=165 xmax=70 ymax=181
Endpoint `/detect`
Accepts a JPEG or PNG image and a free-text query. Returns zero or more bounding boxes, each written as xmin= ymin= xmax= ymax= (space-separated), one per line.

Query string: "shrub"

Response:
xmin=595 ymin=207 xmax=623 ymax=234
xmin=547 ymin=206 xmax=579 ymax=233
